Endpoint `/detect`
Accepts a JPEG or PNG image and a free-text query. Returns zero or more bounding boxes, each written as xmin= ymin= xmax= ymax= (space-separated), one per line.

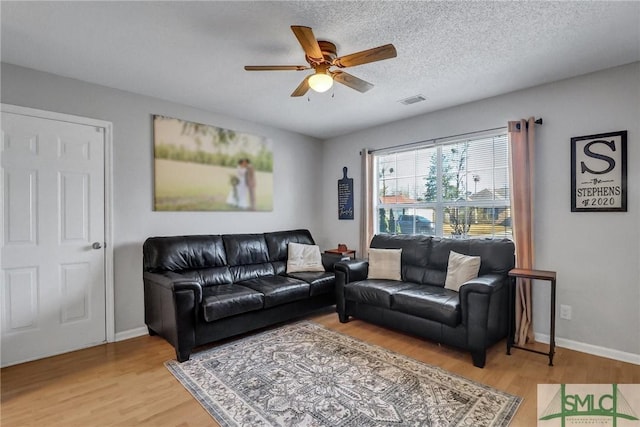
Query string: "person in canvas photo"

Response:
xmin=244 ymin=158 xmax=256 ymax=210
xmin=226 ymin=159 xmax=250 ymax=209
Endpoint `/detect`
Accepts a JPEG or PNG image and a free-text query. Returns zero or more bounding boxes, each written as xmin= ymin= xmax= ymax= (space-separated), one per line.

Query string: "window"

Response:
xmin=374 ymin=131 xmax=512 ymax=239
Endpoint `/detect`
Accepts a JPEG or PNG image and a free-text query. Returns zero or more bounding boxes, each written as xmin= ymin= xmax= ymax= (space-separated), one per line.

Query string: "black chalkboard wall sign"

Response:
xmin=338 ymin=167 xmax=354 ymax=220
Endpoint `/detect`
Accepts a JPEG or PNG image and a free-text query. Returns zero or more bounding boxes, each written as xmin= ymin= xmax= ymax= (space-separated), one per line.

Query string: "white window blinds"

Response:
xmin=373 ymin=131 xmax=511 ymax=239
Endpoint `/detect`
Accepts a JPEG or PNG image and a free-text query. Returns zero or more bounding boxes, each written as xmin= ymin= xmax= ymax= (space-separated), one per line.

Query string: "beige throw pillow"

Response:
xmin=367 ymin=248 xmax=402 ymax=281
xmin=444 ymin=250 xmax=481 ymax=292
xmin=286 ymin=242 xmax=325 ymax=273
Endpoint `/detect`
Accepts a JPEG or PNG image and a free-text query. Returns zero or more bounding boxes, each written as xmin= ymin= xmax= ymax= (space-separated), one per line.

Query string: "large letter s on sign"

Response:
xmin=580 ymin=140 xmax=616 ymax=175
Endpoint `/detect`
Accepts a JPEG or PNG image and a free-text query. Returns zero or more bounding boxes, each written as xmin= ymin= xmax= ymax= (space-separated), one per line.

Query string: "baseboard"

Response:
xmin=115 ymin=326 xmax=149 ymax=342
xmin=535 ymin=333 xmax=640 ymax=365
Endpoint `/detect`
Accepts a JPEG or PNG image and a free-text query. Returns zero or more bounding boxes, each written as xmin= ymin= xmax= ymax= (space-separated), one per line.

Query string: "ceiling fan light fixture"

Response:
xmin=246 ymin=25 xmax=396 ymax=97
xmin=308 ymin=72 xmax=333 ymax=93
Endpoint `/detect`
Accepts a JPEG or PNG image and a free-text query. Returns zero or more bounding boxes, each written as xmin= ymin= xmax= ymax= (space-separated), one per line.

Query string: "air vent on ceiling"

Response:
xmin=399 ymin=95 xmax=427 ymax=105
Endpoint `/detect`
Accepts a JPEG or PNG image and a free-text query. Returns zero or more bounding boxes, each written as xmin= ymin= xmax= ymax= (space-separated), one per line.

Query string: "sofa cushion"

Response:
xmin=265 ymin=229 xmax=315 ymax=262
xmin=165 ymin=267 xmax=233 ymax=287
xmin=224 ymin=234 xmax=277 ymax=282
xmin=286 ymin=243 xmax=325 ymax=273
xmin=422 ymin=269 xmax=447 ymax=287
xmin=223 ymin=233 xmax=270 ymax=266
xmin=367 ymin=248 xmax=402 ymax=280
xmin=345 ymin=280 xmax=417 ymax=308
xmin=444 ymin=251 xmax=481 ymax=292
xmin=467 ymin=238 xmax=515 ymax=275
xmin=201 ymin=284 xmax=264 ymax=322
xmin=429 ymin=238 xmax=472 ymax=271
xmin=287 ymin=271 xmax=335 ymax=296
xmin=229 ymin=263 xmax=275 ymax=283
xmin=429 ymin=238 xmax=515 ymax=275
xmin=239 ymin=276 xmax=310 ymax=308
xmin=370 ymin=234 xmax=432 ymax=284
xmin=370 ymin=234 xmax=431 ymax=267
xmin=143 ymin=235 xmax=227 ymax=272
xmin=391 ymin=285 xmax=461 ymax=327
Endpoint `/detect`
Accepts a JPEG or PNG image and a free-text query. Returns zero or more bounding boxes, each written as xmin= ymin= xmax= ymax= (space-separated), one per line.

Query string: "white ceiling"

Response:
xmin=2 ymin=1 xmax=639 ymax=139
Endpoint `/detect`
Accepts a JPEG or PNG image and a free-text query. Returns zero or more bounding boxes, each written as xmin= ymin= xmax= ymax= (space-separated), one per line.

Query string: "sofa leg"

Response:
xmin=338 ymin=312 xmax=350 ymax=323
xmin=147 ymin=327 xmax=158 ymax=336
xmin=471 ymin=351 xmax=486 ymax=368
xmin=176 ymin=348 xmax=191 ymax=363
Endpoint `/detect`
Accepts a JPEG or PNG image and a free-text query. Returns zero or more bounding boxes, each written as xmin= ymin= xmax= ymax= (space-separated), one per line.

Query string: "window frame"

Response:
xmin=373 ymin=129 xmax=512 ymax=239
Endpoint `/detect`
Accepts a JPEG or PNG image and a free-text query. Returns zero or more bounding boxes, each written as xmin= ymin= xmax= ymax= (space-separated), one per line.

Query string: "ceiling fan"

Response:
xmin=245 ymin=25 xmax=397 ymax=97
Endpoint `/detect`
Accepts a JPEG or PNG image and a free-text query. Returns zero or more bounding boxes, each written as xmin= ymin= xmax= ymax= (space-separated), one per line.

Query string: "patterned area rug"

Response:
xmin=166 ymin=321 xmax=521 ymax=426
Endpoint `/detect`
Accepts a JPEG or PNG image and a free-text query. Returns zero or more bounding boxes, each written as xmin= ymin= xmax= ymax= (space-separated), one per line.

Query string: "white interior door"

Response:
xmin=1 ymin=111 xmax=107 ymax=367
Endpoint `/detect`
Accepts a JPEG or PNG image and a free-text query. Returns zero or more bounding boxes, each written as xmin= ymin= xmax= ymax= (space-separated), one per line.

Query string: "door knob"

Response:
xmin=92 ymin=242 xmax=103 ymax=250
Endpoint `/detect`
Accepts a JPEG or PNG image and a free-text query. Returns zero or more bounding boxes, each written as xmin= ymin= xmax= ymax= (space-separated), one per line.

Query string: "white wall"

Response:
xmin=1 ymin=63 xmax=324 ymax=334
xmin=321 ymin=62 xmax=640 ymax=359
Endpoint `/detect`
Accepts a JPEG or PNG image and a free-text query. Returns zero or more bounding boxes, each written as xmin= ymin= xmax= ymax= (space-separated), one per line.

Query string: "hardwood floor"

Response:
xmin=2 ymin=310 xmax=639 ymax=426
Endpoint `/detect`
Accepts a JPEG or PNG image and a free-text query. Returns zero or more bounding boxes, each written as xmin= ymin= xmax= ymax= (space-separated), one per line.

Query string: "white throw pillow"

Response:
xmin=444 ymin=250 xmax=481 ymax=292
xmin=367 ymin=248 xmax=402 ymax=281
xmin=286 ymin=242 xmax=325 ymax=273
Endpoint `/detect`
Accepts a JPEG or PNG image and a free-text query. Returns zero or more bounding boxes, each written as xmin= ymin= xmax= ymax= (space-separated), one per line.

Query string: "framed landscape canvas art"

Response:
xmin=153 ymin=115 xmax=273 ymax=211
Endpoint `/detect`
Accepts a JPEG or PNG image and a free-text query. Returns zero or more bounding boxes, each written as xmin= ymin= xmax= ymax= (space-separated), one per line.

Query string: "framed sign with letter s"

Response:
xmin=571 ymin=130 xmax=627 ymax=212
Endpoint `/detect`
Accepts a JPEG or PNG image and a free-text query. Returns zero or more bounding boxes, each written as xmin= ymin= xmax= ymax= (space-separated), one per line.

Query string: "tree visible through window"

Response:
xmin=374 ymin=132 xmax=512 ymax=239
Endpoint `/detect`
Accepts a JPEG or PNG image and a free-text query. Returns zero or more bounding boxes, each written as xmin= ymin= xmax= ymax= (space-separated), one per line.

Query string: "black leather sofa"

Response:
xmin=335 ymin=234 xmax=515 ymax=367
xmin=143 ymin=229 xmax=339 ymax=362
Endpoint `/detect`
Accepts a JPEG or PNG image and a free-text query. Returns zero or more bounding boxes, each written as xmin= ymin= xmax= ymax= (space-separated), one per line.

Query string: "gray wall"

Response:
xmin=320 ymin=62 xmax=640 ymax=358
xmin=1 ymin=63 xmax=324 ymax=334
xmin=2 ymin=61 xmax=639 ymax=360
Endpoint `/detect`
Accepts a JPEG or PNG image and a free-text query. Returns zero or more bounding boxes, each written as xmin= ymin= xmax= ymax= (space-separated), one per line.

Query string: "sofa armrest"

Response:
xmin=459 ymin=274 xmax=505 ymax=296
xmin=143 ymin=271 xmax=203 ymax=362
xmin=459 ymin=274 xmax=506 ymax=322
xmin=334 ymin=259 xmax=369 ymax=283
xmin=321 ymin=252 xmax=346 ymax=272
xmin=458 ymin=273 xmax=510 ymax=363
xmin=144 ymin=271 xmax=203 ymax=304
xmin=334 ymin=259 xmax=369 ymax=322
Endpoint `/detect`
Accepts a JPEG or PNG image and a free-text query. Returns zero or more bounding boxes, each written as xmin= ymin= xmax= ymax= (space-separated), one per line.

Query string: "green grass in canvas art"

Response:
xmin=154 ymin=159 xmax=273 ymax=211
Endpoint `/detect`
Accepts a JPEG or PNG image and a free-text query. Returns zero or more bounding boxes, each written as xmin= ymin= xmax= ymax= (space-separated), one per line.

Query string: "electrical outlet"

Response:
xmin=560 ymin=304 xmax=572 ymax=320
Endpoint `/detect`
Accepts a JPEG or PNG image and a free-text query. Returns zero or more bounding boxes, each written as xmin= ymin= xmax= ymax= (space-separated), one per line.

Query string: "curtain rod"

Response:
xmin=364 ymin=118 xmax=543 ymax=154
xmin=515 ymin=117 xmax=544 ymax=130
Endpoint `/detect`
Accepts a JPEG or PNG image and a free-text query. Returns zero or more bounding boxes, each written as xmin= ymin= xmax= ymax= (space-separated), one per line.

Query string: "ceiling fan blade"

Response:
xmin=244 ymin=65 xmax=310 ymax=71
xmin=332 ymin=71 xmax=374 ymax=93
xmin=291 ymin=25 xmax=323 ymax=62
xmin=291 ymin=75 xmax=311 ymax=97
xmin=333 ymin=44 xmax=397 ymax=68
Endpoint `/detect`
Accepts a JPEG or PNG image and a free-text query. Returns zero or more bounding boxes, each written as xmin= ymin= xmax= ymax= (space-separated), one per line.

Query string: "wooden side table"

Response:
xmin=324 ymin=249 xmax=356 ymax=259
xmin=507 ymin=268 xmax=556 ymax=366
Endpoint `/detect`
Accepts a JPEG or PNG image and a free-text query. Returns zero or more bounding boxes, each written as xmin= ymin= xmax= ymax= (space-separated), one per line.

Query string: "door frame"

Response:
xmin=1 ymin=103 xmax=115 ymax=343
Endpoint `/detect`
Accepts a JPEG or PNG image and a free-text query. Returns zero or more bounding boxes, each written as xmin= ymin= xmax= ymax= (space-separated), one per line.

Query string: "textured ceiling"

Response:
xmin=1 ymin=1 xmax=639 ymax=139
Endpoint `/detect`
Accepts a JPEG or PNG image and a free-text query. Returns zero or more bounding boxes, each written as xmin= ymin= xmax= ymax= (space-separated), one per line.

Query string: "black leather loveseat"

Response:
xmin=335 ymin=234 xmax=515 ymax=367
xmin=143 ymin=229 xmax=339 ymax=362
